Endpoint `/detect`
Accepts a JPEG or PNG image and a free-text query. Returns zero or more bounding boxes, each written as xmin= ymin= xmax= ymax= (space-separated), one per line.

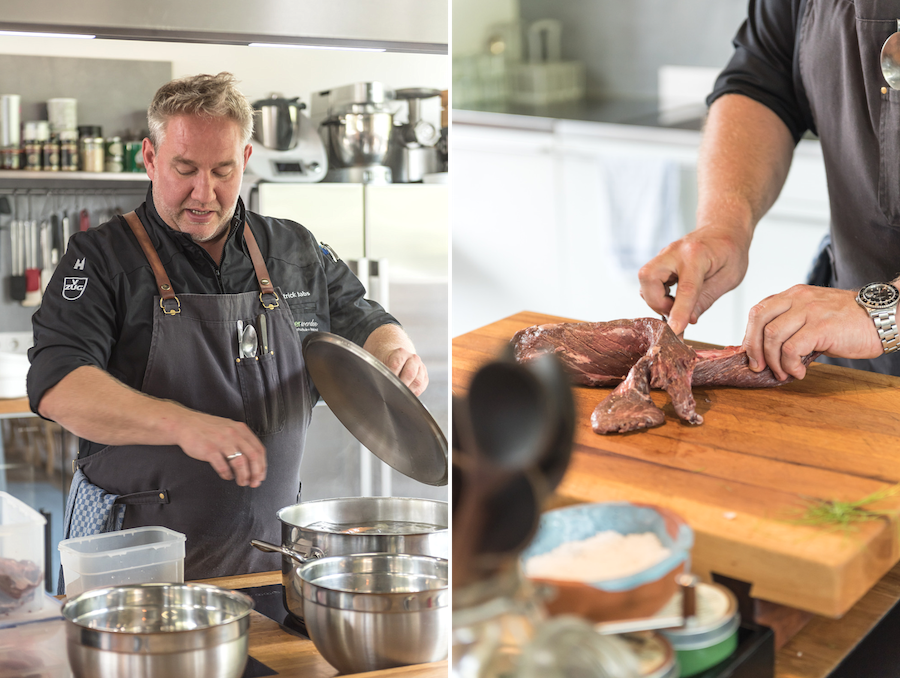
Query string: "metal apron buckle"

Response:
xmin=260 ymin=291 xmax=279 ymax=310
xmin=160 ymin=297 xmax=181 ymax=315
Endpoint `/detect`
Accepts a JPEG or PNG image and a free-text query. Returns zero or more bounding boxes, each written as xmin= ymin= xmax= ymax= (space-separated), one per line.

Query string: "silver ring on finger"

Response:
xmin=226 ymin=452 xmax=243 ymax=461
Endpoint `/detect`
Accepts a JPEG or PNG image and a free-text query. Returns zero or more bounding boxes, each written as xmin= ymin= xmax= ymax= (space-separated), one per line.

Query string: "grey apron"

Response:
xmin=74 ymin=212 xmax=312 ymax=580
xmin=799 ymin=0 xmax=900 ymax=374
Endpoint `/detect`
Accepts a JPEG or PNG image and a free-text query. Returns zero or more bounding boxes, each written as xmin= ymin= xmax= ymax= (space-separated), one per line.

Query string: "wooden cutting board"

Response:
xmin=453 ymin=311 xmax=900 ymax=618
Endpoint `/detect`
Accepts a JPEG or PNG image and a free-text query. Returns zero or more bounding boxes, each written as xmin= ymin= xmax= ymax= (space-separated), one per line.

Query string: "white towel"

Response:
xmin=598 ymin=156 xmax=684 ymax=279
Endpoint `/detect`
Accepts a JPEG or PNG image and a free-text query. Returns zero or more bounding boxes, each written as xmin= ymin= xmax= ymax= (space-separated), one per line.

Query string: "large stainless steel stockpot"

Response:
xmin=61 ymin=583 xmax=253 ymax=678
xmin=276 ymin=496 xmax=448 ymax=621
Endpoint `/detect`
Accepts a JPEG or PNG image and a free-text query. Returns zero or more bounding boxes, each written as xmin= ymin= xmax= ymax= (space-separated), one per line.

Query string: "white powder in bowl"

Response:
xmin=525 ymin=531 xmax=671 ymax=582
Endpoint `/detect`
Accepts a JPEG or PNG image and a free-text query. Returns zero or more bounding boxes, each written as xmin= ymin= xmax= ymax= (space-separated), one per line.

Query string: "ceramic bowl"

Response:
xmin=521 ymin=501 xmax=693 ymax=622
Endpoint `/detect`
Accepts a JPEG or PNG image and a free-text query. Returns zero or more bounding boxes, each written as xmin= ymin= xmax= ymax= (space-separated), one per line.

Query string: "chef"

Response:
xmin=27 ymin=72 xmax=428 ymax=584
xmin=639 ymin=0 xmax=900 ymax=382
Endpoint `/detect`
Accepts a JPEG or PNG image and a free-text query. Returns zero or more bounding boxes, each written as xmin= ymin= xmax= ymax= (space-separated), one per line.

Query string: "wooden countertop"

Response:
xmin=197 ymin=571 xmax=447 ymax=678
xmin=453 ymin=311 xmax=900 ymax=678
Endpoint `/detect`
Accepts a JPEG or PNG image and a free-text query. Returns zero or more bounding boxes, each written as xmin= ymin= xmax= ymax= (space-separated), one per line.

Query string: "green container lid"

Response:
xmin=655 ymin=582 xmax=740 ymax=677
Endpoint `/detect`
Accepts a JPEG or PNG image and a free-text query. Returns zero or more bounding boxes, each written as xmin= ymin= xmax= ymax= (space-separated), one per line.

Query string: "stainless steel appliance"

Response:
xmin=311 ymin=82 xmax=395 ymax=184
xmin=245 ymin=93 xmax=327 ymax=183
xmin=385 ymin=88 xmax=443 ymax=183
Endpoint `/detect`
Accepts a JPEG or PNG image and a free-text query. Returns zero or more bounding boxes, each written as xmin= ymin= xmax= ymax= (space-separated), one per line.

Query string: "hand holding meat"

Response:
xmin=638 ymin=224 xmax=752 ymax=336
xmin=742 ymin=284 xmax=883 ymax=382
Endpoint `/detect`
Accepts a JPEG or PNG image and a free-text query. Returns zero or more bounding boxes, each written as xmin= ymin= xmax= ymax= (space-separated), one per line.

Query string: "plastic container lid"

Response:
xmin=59 ymin=525 xmax=185 ymax=575
xmin=656 ymin=582 xmax=740 ymax=650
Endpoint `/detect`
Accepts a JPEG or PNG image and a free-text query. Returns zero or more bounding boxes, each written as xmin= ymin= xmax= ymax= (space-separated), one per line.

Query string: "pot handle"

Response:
xmin=250 ymin=539 xmax=324 ymax=564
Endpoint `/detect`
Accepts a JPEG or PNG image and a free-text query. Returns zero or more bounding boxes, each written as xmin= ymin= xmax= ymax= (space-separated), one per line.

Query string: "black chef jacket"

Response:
xmin=707 ymin=0 xmax=900 ymax=376
xmin=28 ymin=185 xmax=398 ymax=455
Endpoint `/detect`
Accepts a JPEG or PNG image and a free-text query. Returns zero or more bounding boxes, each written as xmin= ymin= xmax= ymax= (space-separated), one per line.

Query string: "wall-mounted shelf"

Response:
xmin=0 ymin=171 xmax=150 ymax=191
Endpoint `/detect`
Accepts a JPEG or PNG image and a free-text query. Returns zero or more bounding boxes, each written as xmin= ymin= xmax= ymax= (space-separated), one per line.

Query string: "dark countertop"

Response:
xmin=453 ymin=98 xmax=709 ymax=131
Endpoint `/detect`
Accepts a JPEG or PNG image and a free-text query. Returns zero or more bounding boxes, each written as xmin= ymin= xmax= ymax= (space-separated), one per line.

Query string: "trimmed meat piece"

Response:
xmin=512 ymin=318 xmax=817 ymax=434
xmin=591 ymin=356 xmax=666 ymax=433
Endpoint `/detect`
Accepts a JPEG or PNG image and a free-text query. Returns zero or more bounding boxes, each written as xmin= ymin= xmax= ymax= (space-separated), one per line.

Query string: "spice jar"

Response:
xmin=104 ymin=136 xmax=123 ymax=173
xmin=41 ymin=136 xmax=60 ymax=171
xmin=59 ymin=130 xmax=78 ymax=171
xmin=80 ymin=136 xmax=105 ymax=173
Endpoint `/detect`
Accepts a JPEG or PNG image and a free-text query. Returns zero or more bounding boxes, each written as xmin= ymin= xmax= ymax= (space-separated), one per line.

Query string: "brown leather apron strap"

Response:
xmin=243 ymin=221 xmax=280 ymax=310
xmin=123 ymin=211 xmax=181 ymax=316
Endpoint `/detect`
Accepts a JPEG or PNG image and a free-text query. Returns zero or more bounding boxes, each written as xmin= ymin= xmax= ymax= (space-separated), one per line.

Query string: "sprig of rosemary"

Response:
xmin=786 ymin=485 xmax=900 ymax=533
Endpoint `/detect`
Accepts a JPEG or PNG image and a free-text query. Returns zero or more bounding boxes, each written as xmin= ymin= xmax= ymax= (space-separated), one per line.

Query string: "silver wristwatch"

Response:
xmin=856 ymin=282 xmax=900 ymax=353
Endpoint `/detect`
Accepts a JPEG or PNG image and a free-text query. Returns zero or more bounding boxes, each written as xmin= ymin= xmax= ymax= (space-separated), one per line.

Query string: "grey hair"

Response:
xmin=147 ymin=72 xmax=254 ymax=147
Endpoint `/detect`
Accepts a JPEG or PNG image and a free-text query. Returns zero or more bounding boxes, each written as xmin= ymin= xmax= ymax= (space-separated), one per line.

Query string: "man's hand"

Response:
xmin=38 ymin=365 xmax=268 ymax=487
xmin=171 ymin=409 xmax=267 ymax=487
xmin=363 ymin=324 xmax=429 ymax=396
xmin=380 ymin=347 xmax=428 ymax=396
xmin=742 ymin=285 xmax=883 ymax=381
xmin=638 ymin=226 xmax=751 ymax=336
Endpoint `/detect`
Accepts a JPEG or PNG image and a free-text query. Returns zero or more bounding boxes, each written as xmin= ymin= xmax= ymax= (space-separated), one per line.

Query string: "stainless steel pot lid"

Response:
xmin=302 ymin=332 xmax=448 ymax=486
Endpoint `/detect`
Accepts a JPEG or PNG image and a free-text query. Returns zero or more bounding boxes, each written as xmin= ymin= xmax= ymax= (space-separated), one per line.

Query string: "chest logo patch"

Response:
xmin=62 ymin=277 xmax=88 ymax=300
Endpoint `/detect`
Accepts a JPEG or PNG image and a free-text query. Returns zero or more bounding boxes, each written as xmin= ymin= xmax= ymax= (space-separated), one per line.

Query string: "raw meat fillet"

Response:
xmin=512 ymin=318 xmax=817 ymax=434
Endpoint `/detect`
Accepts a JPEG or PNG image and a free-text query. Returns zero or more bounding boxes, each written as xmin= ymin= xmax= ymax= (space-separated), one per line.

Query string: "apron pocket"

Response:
xmin=879 ymin=88 xmax=900 ymax=225
xmin=237 ymin=350 xmax=286 ymax=437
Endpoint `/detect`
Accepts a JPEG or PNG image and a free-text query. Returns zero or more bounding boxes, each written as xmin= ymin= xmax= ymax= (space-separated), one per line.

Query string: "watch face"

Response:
xmin=860 ymin=283 xmax=900 ymax=308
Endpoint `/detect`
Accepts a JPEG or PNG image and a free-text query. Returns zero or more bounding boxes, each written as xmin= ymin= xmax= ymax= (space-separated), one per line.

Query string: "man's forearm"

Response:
xmin=697 ymin=94 xmax=796 ymax=240
xmin=37 ymin=365 xmax=190 ymax=446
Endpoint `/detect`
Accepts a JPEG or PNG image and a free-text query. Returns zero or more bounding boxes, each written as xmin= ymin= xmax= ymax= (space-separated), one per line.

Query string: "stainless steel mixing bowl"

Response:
xmin=322 ymin=109 xmax=393 ymax=167
xmin=61 ymin=583 xmax=253 ymax=678
xmin=295 ymin=552 xmax=448 ymax=673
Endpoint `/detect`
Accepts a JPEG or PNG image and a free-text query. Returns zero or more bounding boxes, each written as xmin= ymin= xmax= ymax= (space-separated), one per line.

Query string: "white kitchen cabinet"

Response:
xmin=452 ymin=116 xmax=831 ymax=348
xmin=256 ymin=183 xmax=447 ymax=283
xmin=451 ymin=123 xmax=561 ymax=336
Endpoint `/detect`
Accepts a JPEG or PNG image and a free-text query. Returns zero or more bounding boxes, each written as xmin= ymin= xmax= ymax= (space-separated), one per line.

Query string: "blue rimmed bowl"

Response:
xmin=521 ymin=501 xmax=694 ymax=622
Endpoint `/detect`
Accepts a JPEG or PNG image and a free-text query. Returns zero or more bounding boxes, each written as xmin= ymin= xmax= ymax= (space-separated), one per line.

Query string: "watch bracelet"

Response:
xmin=873 ymin=310 xmax=900 ymax=353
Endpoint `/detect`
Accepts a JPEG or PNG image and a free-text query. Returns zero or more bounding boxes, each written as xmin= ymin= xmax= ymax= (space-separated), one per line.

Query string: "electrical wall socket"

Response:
xmin=0 ymin=332 xmax=33 ymax=355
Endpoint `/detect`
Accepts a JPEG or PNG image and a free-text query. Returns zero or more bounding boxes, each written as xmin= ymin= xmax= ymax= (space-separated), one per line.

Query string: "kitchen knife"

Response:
xmin=40 ymin=220 xmax=51 ymax=293
xmin=9 ymin=218 xmax=25 ymax=302
xmin=50 ymin=213 xmax=61 ymax=265
xmin=23 ymin=219 xmax=42 ymax=306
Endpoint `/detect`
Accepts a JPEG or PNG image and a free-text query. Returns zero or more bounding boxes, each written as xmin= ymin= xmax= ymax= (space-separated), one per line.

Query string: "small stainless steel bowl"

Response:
xmin=61 ymin=583 xmax=253 ymax=678
xmin=298 ymin=553 xmax=448 ymax=674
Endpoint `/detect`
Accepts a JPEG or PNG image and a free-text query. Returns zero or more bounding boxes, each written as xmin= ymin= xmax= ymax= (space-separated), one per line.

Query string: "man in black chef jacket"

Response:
xmin=27 ymin=72 xmax=429 ymax=584
xmin=639 ymin=0 xmax=900 ymax=381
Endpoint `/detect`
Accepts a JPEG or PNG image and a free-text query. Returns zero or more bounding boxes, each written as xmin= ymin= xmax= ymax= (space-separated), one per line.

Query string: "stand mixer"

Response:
xmin=310 ymin=83 xmax=395 ymax=184
xmin=245 ymin=94 xmax=327 ymax=183
xmin=385 ymin=88 xmax=443 ymax=183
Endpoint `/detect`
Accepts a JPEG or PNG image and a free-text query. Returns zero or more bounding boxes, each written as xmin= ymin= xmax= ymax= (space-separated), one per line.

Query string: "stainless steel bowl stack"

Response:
xmin=297 ymin=553 xmax=448 ymax=673
xmin=61 ymin=583 xmax=253 ymax=678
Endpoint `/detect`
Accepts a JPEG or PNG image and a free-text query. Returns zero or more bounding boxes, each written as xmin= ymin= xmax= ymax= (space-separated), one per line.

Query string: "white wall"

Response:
xmin=0 ymin=36 xmax=448 ymax=125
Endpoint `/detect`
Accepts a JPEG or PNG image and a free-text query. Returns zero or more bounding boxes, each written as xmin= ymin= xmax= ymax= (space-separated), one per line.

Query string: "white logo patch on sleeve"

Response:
xmin=74 ymin=258 xmax=85 ymax=270
xmin=62 ymin=277 xmax=88 ymax=300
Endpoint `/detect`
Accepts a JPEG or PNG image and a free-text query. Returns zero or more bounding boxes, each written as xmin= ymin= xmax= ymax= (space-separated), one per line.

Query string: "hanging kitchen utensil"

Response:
xmin=23 ymin=217 xmax=41 ymax=307
xmin=61 ymin=211 xmax=70 ymax=254
xmin=79 ymin=208 xmax=90 ymax=232
xmin=883 ymin=20 xmax=900 ymax=89
xmin=236 ymin=320 xmax=244 ymax=359
xmin=9 ymin=215 xmax=25 ymax=302
xmin=301 ymin=331 xmax=448 ymax=486
xmin=40 ymin=220 xmax=51 ymax=293
xmin=50 ymin=213 xmax=60 ymax=265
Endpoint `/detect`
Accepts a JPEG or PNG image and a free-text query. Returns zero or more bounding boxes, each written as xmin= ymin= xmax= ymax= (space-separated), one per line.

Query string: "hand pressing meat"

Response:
xmin=512 ymin=318 xmax=818 ymax=434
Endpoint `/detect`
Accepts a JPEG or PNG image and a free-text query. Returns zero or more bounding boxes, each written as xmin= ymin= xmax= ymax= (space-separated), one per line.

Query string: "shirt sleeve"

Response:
xmin=320 ymin=245 xmax=399 ymax=347
xmin=707 ymin=0 xmax=813 ymax=142
xmin=27 ymin=231 xmax=118 ymax=415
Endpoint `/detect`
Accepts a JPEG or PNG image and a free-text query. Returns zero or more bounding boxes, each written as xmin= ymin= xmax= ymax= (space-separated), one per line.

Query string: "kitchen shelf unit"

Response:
xmin=0 ymin=171 xmax=150 ymax=191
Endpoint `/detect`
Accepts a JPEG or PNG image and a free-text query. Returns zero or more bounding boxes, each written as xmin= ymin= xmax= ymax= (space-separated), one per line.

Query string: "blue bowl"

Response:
xmin=521 ymin=502 xmax=694 ymax=621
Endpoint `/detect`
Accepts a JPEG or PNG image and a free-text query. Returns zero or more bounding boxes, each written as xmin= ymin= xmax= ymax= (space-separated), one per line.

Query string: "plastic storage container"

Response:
xmin=0 ymin=491 xmax=46 ymax=620
xmin=0 ymin=593 xmax=68 ymax=678
xmin=59 ymin=526 xmax=186 ymax=597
